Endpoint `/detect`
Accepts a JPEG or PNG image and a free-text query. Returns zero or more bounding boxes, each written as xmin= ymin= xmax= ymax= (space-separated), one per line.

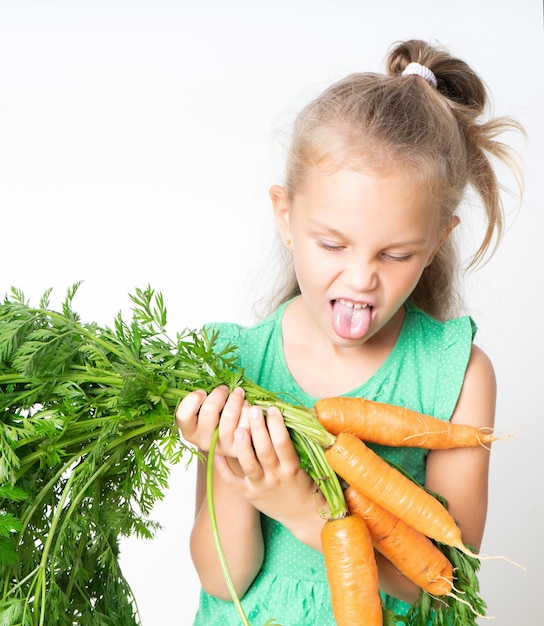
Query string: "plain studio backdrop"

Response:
xmin=0 ymin=1 xmax=542 ymax=624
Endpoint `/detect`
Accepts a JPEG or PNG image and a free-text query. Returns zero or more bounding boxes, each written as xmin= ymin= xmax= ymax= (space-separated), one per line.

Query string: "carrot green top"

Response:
xmin=193 ymin=300 xmax=476 ymax=625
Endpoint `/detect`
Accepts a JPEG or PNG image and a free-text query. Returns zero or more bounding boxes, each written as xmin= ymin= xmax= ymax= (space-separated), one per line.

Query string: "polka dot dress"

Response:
xmin=193 ymin=300 xmax=476 ymax=625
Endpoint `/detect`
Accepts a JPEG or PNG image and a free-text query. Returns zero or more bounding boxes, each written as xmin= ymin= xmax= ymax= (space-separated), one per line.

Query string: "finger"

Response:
xmin=248 ymin=405 xmax=279 ymax=468
xmin=234 ymin=425 xmax=264 ymax=481
xmin=198 ymin=385 xmax=229 ymax=420
xmin=238 ymin=399 xmax=251 ymax=432
xmin=265 ymin=407 xmax=300 ymax=467
xmin=195 ymin=385 xmax=229 ymax=440
xmin=214 ymin=454 xmax=245 ymax=488
xmin=175 ymin=389 xmax=207 ymax=439
xmin=218 ymin=387 xmax=246 ymax=439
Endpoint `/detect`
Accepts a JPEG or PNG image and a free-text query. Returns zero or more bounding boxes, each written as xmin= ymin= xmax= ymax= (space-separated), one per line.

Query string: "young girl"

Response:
xmin=176 ymin=39 xmax=523 ymax=625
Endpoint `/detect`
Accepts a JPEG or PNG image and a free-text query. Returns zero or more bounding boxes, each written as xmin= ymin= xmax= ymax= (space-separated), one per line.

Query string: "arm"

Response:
xmin=177 ymin=387 xmax=264 ymax=599
xmin=190 ymin=449 xmax=265 ymax=600
xmin=376 ymin=344 xmax=496 ymax=602
xmin=177 ymin=388 xmax=327 ymax=600
xmin=424 ymin=344 xmax=495 ymax=550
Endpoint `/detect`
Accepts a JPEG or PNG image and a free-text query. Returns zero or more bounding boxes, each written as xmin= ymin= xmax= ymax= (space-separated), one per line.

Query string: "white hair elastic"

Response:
xmin=401 ymin=62 xmax=438 ymax=88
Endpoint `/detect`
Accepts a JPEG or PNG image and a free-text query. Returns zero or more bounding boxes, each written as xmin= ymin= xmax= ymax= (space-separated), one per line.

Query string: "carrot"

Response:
xmin=321 ymin=514 xmax=383 ymax=626
xmin=344 ymin=486 xmax=453 ymax=596
xmin=316 ymin=396 xmax=498 ymax=449
xmin=326 ymin=433 xmax=472 ymax=555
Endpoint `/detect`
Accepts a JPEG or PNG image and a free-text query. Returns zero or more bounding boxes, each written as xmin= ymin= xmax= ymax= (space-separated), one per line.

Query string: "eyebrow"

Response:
xmin=307 ymin=219 xmax=430 ymax=247
xmin=307 ymin=220 xmax=346 ymax=239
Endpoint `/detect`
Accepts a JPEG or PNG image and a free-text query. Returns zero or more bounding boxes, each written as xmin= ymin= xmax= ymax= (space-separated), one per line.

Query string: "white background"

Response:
xmin=0 ymin=1 xmax=542 ymax=624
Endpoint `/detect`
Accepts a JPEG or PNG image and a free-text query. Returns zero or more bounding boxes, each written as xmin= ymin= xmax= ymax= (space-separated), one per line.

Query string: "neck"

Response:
xmin=280 ymin=298 xmax=405 ymax=398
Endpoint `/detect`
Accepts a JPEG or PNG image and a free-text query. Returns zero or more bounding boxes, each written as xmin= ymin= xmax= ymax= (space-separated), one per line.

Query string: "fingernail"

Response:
xmin=249 ymin=406 xmax=262 ymax=420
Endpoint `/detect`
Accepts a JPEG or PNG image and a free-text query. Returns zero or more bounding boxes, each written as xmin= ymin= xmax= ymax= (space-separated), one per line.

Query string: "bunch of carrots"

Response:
xmin=0 ymin=285 xmax=502 ymax=625
xmin=313 ymin=397 xmax=498 ymax=625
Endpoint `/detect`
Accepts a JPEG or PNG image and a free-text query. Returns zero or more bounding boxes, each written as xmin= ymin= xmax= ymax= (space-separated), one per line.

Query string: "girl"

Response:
xmin=176 ymin=39 xmax=523 ymax=624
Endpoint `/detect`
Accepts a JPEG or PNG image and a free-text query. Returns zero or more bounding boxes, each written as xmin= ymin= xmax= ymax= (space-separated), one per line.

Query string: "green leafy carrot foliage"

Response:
xmin=0 ymin=285 xmax=245 ymax=625
xmin=0 ymin=285 xmax=336 ymax=625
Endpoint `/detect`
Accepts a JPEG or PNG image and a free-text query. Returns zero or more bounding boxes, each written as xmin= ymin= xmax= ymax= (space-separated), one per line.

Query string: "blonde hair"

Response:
xmin=267 ymin=39 xmax=524 ymax=320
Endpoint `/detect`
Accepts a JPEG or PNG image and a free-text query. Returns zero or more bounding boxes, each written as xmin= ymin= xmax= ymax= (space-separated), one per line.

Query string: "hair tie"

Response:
xmin=401 ymin=62 xmax=437 ymax=88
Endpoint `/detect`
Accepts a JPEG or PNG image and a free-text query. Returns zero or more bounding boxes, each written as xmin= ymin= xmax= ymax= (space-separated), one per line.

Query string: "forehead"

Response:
xmin=291 ymin=166 xmax=440 ymax=238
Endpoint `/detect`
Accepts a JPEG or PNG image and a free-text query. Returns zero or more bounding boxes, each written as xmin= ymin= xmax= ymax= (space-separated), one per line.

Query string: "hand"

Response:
xmin=175 ymin=386 xmax=249 ymax=456
xmin=215 ymin=406 xmax=326 ymax=543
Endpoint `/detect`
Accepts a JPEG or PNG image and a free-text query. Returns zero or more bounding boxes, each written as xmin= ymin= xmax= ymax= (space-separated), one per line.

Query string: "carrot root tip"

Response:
xmin=475 ymin=553 xmax=526 ymax=572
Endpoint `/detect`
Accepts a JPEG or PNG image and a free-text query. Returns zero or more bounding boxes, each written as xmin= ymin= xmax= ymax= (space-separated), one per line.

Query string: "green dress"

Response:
xmin=193 ymin=300 xmax=476 ymax=625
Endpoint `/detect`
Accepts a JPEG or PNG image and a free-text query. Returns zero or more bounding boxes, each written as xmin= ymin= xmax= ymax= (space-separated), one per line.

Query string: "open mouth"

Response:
xmin=330 ymin=299 xmax=374 ymax=339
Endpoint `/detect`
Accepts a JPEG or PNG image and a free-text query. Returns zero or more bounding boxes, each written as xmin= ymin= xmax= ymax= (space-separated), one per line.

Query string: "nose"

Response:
xmin=343 ymin=253 xmax=378 ymax=293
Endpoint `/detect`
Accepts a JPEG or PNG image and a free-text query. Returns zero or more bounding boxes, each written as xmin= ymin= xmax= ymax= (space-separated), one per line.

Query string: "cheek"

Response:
xmin=293 ymin=246 xmax=335 ymax=287
xmin=386 ymin=264 xmax=427 ymax=296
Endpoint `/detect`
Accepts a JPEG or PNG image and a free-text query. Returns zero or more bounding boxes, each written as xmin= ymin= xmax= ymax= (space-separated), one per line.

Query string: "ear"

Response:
xmin=269 ymin=185 xmax=292 ymax=246
xmin=426 ymin=215 xmax=461 ymax=266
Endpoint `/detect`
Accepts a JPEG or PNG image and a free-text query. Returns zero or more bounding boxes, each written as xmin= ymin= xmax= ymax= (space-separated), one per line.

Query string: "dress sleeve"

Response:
xmin=433 ymin=316 xmax=477 ymax=420
xmin=204 ymin=322 xmax=243 ymax=365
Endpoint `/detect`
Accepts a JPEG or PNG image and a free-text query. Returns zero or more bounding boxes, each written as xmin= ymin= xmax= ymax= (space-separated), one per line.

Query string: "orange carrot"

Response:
xmin=344 ymin=486 xmax=453 ymax=596
xmin=316 ymin=396 xmax=497 ymax=449
xmin=326 ymin=433 xmax=471 ymax=555
xmin=321 ymin=514 xmax=383 ymax=626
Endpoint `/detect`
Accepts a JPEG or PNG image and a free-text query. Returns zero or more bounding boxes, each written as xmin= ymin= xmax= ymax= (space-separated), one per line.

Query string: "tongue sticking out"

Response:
xmin=331 ymin=300 xmax=373 ymax=340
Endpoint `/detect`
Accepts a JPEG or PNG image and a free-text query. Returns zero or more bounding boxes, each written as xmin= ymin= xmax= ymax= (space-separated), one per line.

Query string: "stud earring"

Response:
xmin=285 ymin=238 xmax=292 ymax=246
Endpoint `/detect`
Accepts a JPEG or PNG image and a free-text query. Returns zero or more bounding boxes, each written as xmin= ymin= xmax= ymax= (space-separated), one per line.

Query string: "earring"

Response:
xmin=285 ymin=238 xmax=292 ymax=246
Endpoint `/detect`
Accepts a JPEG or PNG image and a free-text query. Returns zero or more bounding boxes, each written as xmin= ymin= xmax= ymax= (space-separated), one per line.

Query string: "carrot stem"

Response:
xmin=206 ymin=427 xmax=250 ymax=626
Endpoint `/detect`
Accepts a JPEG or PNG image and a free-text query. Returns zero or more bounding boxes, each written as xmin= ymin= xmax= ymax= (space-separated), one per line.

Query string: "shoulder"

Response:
xmin=395 ymin=303 xmax=478 ymax=420
xmin=403 ymin=302 xmax=476 ymax=370
xmin=466 ymin=343 xmax=495 ymax=379
xmin=405 ymin=301 xmax=476 ymax=342
xmin=205 ymin=304 xmax=285 ymax=364
xmin=452 ymin=343 xmax=496 ymax=428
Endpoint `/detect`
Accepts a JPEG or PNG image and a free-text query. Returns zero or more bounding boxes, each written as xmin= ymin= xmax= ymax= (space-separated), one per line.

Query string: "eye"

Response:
xmin=382 ymin=252 xmax=412 ymax=263
xmin=317 ymin=240 xmax=345 ymax=252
